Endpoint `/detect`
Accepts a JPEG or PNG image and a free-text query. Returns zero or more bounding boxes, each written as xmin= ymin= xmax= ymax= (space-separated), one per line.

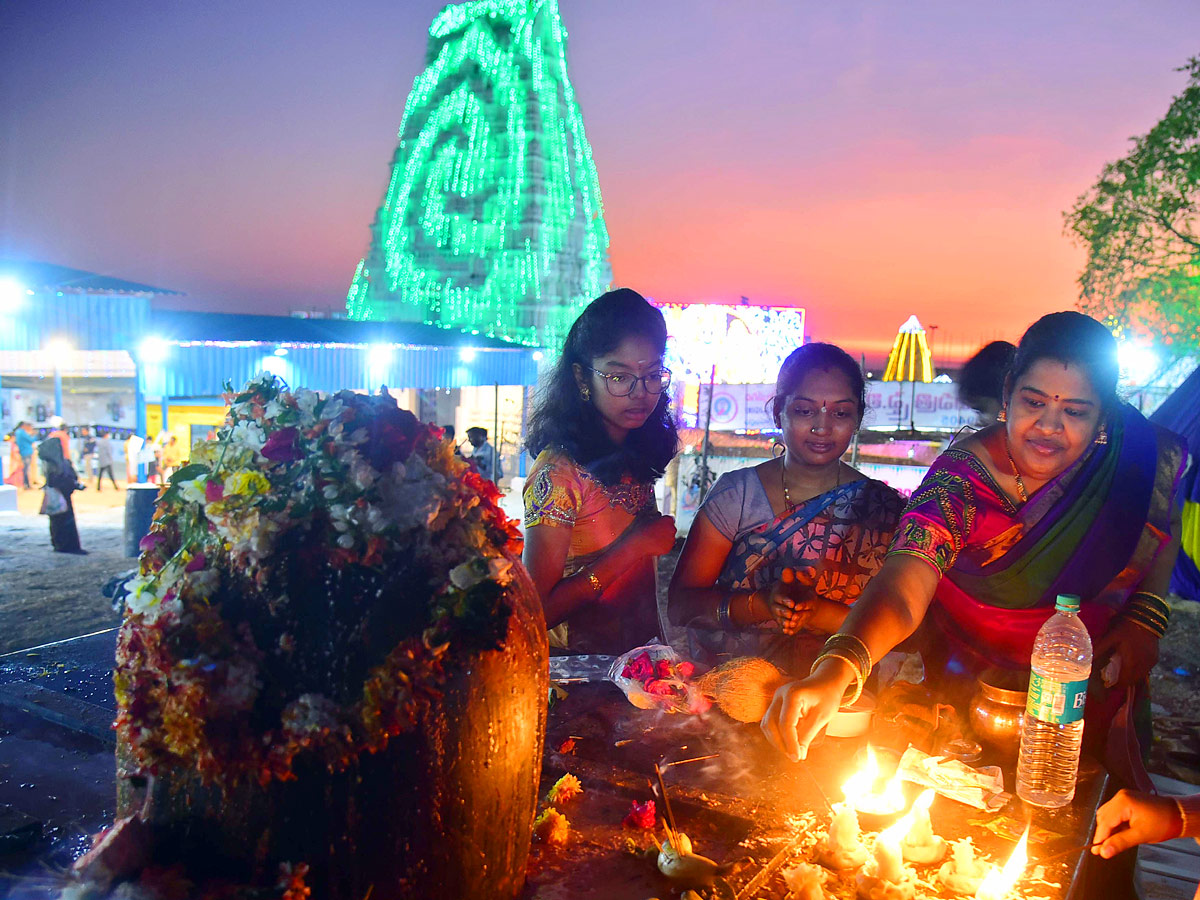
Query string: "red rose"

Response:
xmin=676 ymin=661 xmax=695 ymax=680
xmin=655 ymin=659 xmax=672 ymax=678
xmin=623 ymin=652 xmax=654 ymax=683
xmin=643 ymin=678 xmax=675 ymax=696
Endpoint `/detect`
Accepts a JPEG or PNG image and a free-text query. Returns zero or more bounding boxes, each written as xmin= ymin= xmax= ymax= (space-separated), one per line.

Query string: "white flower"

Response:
xmin=295 ymin=388 xmax=319 ymax=421
xmin=449 ymin=560 xmax=486 ymax=591
xmin=263 ymin=399 xmax=285 ymax=419
xmin=319 ymin=397 xmax=344 ymax=421
xmin=177 ymin=475 xmax=207 ymax=506
xmin=487 ymin=557 xmax=513 ymax=585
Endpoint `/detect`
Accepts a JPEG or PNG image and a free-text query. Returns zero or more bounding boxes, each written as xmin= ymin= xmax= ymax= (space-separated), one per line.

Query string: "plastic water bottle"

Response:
xmin=1016 ymin=593 xmax=1092 ymax=808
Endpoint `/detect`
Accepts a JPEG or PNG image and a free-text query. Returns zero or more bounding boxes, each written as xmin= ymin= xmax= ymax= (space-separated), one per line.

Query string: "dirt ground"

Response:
xmin=1 ymin=490 xmax=1196 ymax=784
xmin=0 ymin=485 xmax=128 ymax=654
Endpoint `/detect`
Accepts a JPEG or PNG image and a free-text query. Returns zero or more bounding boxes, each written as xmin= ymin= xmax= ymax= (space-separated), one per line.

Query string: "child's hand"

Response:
xmin=1092 ymin=789 xmax=1183 ymax=858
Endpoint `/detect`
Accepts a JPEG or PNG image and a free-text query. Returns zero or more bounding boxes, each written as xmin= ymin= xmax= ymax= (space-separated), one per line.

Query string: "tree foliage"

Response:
xmin=1066 ymin=56 xmax=1200 ymax=353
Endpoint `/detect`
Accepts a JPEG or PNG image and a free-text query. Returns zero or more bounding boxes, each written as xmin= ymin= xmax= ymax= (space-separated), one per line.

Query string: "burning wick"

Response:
xmin=873 ymin=818 xmax=908 ymax=884
xmin=974 ymin=827 xmax=1029 ymax=900
xmin=900 ymin=789 xmax=946 ymax=864
xmin=845 ymin=746 xmax=906 ymax=817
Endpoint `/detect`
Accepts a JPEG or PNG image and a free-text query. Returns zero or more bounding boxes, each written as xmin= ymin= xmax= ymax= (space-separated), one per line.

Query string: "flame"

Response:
xmin=878 ymin=814 xmax=912 ymax=849
xmin=974 ymin=827 xmax=1029 ymax=900
xmin=841 ymin=745 xmax=880 ymax=802
xmin=913 ymin=788 xmax=936 ymax=814
xmin=843 ymin=745 xmax=906 ymax=815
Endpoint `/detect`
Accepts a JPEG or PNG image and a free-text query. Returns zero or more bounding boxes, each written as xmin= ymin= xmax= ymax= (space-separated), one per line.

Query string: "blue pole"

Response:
xmin=135 ymin=361 xmax=147 ymax=483
xmin=54 ymin=364 xmax=63 ymax=416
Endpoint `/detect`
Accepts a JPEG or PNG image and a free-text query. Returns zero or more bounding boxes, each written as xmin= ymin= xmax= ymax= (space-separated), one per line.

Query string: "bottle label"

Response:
xmin=1026 ymin=672 xmax=1088 ymax=725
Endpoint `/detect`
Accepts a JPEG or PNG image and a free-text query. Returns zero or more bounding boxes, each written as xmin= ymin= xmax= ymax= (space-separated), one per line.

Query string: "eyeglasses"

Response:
xmin=587 ymin=367 xmax=672 ymax=397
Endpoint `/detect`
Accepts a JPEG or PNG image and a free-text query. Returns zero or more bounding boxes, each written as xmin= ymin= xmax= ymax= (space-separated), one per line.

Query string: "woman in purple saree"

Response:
xmin=762 ymin=313 xmax=1185 ymax=794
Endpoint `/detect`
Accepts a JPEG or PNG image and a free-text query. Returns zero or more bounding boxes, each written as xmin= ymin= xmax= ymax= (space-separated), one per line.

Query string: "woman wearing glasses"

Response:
xmin=668 ymin=343 xmax=903 ymax=674
xmin=523 ymin=289 xmax=678 ymax=654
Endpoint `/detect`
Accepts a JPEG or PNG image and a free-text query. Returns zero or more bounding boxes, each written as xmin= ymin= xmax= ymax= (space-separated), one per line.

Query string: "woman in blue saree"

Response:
xmin=761 ymin=313 xmax=1184 ymax=795
xmin=668 ymin=344 xmax=903 ymax=676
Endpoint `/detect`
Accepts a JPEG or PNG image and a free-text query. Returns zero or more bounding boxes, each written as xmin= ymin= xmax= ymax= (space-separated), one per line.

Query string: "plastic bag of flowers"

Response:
xmin=80 ymin=376 xmax=548 ymax=900
xmin=608 ymin=643 xmax=709 ymax=714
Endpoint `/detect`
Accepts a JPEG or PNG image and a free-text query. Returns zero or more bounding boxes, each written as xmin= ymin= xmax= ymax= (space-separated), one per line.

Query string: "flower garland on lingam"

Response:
xmin=115 ymin=375 xmax=522 ymax=787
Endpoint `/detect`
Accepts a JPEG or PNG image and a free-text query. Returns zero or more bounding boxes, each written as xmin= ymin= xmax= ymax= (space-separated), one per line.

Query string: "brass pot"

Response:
xmin=969 ymin=668 xmax=1028 ymax=759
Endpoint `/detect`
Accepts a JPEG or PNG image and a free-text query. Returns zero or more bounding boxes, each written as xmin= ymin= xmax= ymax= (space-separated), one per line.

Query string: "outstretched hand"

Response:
xmin=759 ymin=663 xmax=848 ymax=762
xmin=1092 ymin=789 xmax=1182 ymax=859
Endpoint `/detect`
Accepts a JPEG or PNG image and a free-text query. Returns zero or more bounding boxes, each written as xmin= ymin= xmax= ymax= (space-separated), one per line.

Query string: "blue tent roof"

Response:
xmin=150 ymin=309 xmax=523 ymax=350
xmin=0 ymin=259 xmax=183 ymax=296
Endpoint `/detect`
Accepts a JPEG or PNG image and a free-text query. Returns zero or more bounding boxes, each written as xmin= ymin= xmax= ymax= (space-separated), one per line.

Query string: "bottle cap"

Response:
xmin=1055 ymin=593 xmax=1081 ymax=613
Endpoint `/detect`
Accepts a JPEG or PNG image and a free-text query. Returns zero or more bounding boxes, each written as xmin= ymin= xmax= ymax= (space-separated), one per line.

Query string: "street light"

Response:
xmin=459 ymin=347 xmax=478 ymax=363
xmin=138 ymin=336 xmax=171 ymax=364
xmin=0 ymin=277 xmax=27 ymax=315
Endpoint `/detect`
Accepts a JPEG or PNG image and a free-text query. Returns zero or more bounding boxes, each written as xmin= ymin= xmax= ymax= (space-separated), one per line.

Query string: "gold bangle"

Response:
xmin=810 ymin=649 xmax=864 ymax=708
xmin=586 ymin=571 xmax=602 ymax=597
xmin=822 ymin=633 xmax=873 ymax=678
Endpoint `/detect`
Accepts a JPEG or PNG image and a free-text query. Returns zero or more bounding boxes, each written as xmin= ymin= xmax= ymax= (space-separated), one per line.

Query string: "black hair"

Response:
xmin=770 ymin=342 xmax=867 ymax=427
xmin=525 ymin=288 xmax=678 ymax=485
xmin=442 ymin=424 xmax=455 ymax=440
xmin=467 ymin=427 xmax=487 ymax=440
xmin=958 ymin=341 xmax=1015 ymax=407
xmin=1006 ymin=312 xmax=1119 ymax=413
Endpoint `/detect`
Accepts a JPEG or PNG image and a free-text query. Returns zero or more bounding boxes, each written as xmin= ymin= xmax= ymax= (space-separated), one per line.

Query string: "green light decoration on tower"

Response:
xmin=346 ymin=0 xmax=612 ymax=349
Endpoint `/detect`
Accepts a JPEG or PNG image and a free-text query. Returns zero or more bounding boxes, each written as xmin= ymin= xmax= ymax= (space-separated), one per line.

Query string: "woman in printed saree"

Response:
xmin=668 ymin=343 xmax=903 ymax=676
xmin=762 ymin=313 xmax=1185 ymax=790
xmin=522 ymin=289 xmax=679 ymax=655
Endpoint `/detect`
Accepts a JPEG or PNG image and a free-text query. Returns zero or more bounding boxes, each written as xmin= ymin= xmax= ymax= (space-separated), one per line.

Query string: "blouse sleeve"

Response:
xmin=698 ymin=469 xmax=748 ymax=541
xmin=523 ymin=452 xmax=584 ymax=529
xmin=887 ymin=456 xmax=980 ymax=577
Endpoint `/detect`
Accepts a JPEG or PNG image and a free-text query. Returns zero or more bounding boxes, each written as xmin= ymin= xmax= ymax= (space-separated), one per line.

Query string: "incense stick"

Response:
xmin=664 ymin=753 xmax=719 ymax=767
xmin=1035 ymin=841 xmax=1101 ymax=864
xmin=796 ymin=758 xmax=835 ymax=812
xmin=654 ymin=762 xmax=681 ymax=842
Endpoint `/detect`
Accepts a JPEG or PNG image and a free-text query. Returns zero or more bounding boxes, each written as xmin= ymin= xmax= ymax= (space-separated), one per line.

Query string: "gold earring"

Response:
xmin=580 ymin=387 xmax=590 ymax=402
xmin=1094 ymin=425 xmax=1108 ymax=445
xmin=997 ymin=405 xmax=1007 ymax=423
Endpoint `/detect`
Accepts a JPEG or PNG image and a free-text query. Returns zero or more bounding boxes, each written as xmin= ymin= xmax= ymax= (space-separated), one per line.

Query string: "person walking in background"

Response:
xmin=442 ymin=424 xmax=463 ymax=456
xmin=467 ymin=427 xmax=501 ymax=484
xmin=522 ymin=288 xmax=678 ymax=655
xmin=38 ymin=433 xmax=85 ymax=554
xmin=47 ymin=418 xmax=71 ymax=461
xmin=95 ymin=430 xmax=119 ymax=491
xmin=79 ymin=426 xmax=97 ymax=479
xmin=14 ymin=421 xmax=36 ymax=489
xmin=161 ymin=434 xmax=182 ymax=479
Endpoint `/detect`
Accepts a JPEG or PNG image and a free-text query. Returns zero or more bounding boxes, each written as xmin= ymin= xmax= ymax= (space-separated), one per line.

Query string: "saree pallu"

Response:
xmin=689 ymin=478 xmax=903 ymax=676
xmin=891 ymin=404 xmax=1185 ymax=786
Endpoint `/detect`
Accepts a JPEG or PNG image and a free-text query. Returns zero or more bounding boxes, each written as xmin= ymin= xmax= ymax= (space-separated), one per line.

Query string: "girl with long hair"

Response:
xmin=523 ymin=289 xmax=678 ymax=654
